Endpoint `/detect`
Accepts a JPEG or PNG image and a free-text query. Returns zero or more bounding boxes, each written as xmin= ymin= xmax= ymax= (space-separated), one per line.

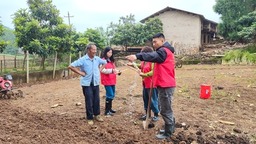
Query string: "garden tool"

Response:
xmin=142 ymin=64 xmax=155 ymax=130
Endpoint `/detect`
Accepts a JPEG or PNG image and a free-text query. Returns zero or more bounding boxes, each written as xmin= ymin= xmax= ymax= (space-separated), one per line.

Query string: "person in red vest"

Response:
xmin=127 ymin=46 xmax=159 ymax=122
xmin=126 ymin=33 xmax=176 ymax=139
xmin=100 ymin=47 xmax=121 ymax=116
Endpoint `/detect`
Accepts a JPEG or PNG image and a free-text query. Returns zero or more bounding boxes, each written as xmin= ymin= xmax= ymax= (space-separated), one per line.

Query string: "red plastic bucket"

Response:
xmin=200 ymin=84 xmax=211 ymax=99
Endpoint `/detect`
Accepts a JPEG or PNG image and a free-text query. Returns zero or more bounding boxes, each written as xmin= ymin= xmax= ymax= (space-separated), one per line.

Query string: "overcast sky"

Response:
xmin=0 ymin=0 xmax=221 ymax=32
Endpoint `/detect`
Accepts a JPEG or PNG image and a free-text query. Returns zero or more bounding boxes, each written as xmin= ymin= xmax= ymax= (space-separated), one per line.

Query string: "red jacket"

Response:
xmin=153 ymin=47 xmax=176 ymax=87
xmin=101 ymin=60 xmax=116 ymax=86
xmin=140 ymin=62 xmax=155 ymax=88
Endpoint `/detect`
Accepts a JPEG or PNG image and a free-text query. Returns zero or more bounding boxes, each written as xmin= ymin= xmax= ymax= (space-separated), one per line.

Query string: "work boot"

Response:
xmin=139 ymin=114 xmax=147 ymax=120
xmin=156 ymin=124 xmax=174 ymax=140
xmin=105 ymin=100 xmax=113 ymax=116
xmin=159 ymin=117 xmax=176 ymax=134
xmin=155 ymin=133 xmax=170 ymax=139
xmin=109 ymin=100 xmax=116 ymax=113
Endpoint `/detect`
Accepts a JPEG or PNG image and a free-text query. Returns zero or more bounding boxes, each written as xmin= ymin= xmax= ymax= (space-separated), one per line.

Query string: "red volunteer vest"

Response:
xmin=153 ymin=47 xmax=176 ymax=87
xmin=140 ymin=62 xmax=155 ymax=88
xmin=100 ymin=59 xmax=116 ymax=85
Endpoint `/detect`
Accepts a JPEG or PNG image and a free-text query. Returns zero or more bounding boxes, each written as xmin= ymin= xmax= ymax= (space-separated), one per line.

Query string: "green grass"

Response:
xmin=223 ymin=44 xmax=256 ymax=64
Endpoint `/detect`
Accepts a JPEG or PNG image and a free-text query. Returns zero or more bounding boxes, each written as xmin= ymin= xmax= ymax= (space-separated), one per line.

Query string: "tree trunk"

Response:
xmin=40 ymin=56 xmax=46 ymax=70
xmin=22 ymin=51 xmax=27 ymax=71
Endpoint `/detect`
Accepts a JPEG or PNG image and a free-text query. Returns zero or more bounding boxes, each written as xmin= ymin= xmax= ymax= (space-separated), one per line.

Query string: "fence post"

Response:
xmin=53 ymin=51 xmax=57 ymax=79
xmin=3 ymin=55 xmax=5 ymax=72
xmin=26 ymin=51 xmax=29 ymax=83
xmin=0 ymin=60 xmax=2 ymax=73
xmin=14 ymin=56 xmax=17 ymax=68
xmin=68 ymin=52 xmax=71 ymax=76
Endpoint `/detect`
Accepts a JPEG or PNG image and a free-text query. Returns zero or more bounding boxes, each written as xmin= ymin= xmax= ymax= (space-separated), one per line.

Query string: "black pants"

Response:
xmin=82 ymin=84 xmax=100 ymax=120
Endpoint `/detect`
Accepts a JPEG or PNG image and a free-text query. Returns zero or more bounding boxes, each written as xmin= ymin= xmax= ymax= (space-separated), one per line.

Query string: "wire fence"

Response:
xmin=0 ymin=54 xmax=70 ymax=74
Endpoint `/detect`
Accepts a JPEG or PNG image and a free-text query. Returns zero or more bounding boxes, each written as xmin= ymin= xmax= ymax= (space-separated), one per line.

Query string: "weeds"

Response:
xmin=223 ymin=44 xmax=256 ymax=64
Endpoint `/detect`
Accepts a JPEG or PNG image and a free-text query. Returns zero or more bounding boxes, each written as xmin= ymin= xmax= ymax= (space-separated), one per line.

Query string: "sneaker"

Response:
xmin=152 ymin=116 xmax=159 ymax=122
xmin=159 ymin=129 xmax=165 ymax=133
xmin=88 ymin=120 xmax=94 ymax=125
xmin=110 ymin=109 xmax=116 ymax=113
xmin=139 ymin=115 xmax=147 ymax=120
xmin=105 ymin=111 xmax=113 ymax=116
xmin=95 ymin=115 xmax=104 ymax=122
xmin=156 ymin=133 xmax=169 ymax=139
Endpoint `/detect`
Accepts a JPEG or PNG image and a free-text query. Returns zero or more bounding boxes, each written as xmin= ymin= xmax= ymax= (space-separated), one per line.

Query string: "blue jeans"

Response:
xmin=104 ymin=85 xmax=115 ymax=100
xmin=143 ymin=87 xmax=159 ymax=115
xmin=82 ymin=84 xmax=100 ymax=120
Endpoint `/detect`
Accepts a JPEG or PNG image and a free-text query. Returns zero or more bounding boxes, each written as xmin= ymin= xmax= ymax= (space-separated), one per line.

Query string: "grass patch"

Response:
xmin=223 ymin=44 xmax=256 ymax=64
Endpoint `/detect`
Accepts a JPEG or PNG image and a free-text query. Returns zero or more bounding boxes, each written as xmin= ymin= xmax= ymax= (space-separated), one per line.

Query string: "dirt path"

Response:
xmin=0 ymin=65 xmax=255 ymax=143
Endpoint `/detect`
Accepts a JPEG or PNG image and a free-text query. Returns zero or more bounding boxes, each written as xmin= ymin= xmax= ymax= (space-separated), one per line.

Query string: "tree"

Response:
xmin=84 ymin=28 xmax=105 ymax=49
xmin=107 ymin=15 xmax=163 ymax=49
xmin=73 ymin=32 xmax=89 ymax=55
xmin=13 ymin=0 xmax=72 ymax=70
xmin=213 ymin=0 xmax=256 ymax=40
xmin=0 ymin=20 xmax=8 ymax=53
xmin=108 ymin=14 xmax=136 ymax=49
xmin=1 ymin=26 xmax=18 ymax=54
xmin=237 ymin=11 xmax=256 ymax=42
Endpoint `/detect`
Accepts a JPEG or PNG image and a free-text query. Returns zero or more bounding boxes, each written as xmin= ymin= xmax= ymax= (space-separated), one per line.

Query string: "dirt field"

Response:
xmin=0 ymin=64 xmax=255 ymax=144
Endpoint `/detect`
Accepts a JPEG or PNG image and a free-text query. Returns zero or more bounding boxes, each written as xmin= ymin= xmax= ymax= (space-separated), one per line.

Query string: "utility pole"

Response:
xmin=64 ymin=12 xmax=74 ymax=27
xmin=64 ymin=12 xmax=74 ymax=76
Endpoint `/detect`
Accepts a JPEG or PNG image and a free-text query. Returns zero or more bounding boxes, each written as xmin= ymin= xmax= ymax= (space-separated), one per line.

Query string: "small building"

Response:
xmin=140 ymin=6 xmax=218 ymax=55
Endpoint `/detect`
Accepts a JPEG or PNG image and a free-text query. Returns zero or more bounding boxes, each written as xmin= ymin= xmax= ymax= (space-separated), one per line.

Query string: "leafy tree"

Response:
xmin=13 ymin=0 xmax=72 ymax=70
xmin=141 ymin=18 xmax=163 ymax=43
xmin=73 ymin=32 xmax=89 ymax=54
xmin=107 ymin=15 xmax=163 ymax=49
xmin=108 ymin=14 xmax=136 ymax=49
xmin=1 ymin=26 xmax=18 ymax=54
xmin=96 ymin=27 xmax=108 ymax=47
xmin=84 ymin=28 xmax=105 ymax=49
xmin=0 ymin=21 xmax=8 ymax=53
xmin=213 ymin=0 xmax=256 ymax=40
xmin=237 ymin=11 xmax=256 ymax=42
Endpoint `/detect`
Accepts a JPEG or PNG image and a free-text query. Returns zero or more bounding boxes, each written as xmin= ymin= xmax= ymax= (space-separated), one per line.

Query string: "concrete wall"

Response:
xmin=155 ymin=10 xmax=202 ymax=55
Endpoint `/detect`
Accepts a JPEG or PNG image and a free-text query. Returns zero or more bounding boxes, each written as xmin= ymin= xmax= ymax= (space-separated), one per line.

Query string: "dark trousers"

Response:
xmin=82 ymin=85 xmax=100 ymax=120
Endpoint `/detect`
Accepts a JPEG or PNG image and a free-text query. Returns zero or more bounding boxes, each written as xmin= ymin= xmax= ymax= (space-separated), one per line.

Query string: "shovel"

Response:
xmin=142 ymin=83 xmax=154 ymax=130
xmin=142 ymin=64 xmax=155 ymax=130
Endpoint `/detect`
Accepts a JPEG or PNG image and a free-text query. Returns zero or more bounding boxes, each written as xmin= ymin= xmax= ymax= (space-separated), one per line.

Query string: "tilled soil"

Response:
xmin=0 ymin=65 xmax=255 ymax=144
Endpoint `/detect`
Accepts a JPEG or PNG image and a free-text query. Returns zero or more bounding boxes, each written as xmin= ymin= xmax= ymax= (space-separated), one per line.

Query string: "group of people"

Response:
xmin=68 ymin=33 xmax=176 ymax=140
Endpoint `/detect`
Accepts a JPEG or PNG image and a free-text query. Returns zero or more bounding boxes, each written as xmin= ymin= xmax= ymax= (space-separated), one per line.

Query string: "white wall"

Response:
xmin=156 ymin=10 xmax=202 ymax=54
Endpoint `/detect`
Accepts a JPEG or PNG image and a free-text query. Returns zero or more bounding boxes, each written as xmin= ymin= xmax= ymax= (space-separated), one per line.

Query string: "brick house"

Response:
xmin=140 ymin=6 xmax=218 ymax=55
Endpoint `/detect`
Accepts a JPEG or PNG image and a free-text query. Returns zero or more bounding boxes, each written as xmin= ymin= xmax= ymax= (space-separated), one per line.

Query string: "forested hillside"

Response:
xmin=0 ymin=26 xmax=18 ymax=54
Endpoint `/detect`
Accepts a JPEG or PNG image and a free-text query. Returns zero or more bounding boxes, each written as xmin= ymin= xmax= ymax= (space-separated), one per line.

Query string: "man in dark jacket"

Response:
xmin=126 ymin=33 xmax=176 ymax=139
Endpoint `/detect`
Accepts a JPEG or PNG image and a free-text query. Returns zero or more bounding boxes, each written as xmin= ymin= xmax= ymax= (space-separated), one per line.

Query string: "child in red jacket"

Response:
xmin=101 ymin=47 xmax=121 ymax=116
xmin=127 ymin=46 xmax=159 ymax=121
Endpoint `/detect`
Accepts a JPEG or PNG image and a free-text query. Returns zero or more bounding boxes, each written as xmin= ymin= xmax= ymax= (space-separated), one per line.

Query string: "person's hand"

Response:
xmin=126 ymin=62 xmax=133 ymax=66
xmin=80 ymin=71 xmax=86 ymax=77
xmin=139 ymin=72 xmax=145 ymax=78
xmin=125 ymin=55 xmax=137 ymax=62
xmin=112 ymin=69 xmax=118 ymax=74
